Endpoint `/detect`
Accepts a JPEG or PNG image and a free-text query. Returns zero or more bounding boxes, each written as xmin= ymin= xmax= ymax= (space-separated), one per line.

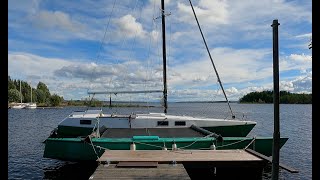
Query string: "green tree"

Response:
xmin=13 ymin=80 xmax=19 ymax=90
xmin=8 ymin=89 xmax=22 ymax=102
xmin=22 ymin=83 xmax=31 ymax=103
xmin=49 ymin=94 xmax=63 ymax=106
xmin=36 ymin=89 xmax=46 ymax=103
xmin=8 ymin=77 xmax=65 ymax=105
xmin=8 ymin=76 xmax=16 ymax=90
xmin=37 ymin=82 xmax=51 ymax=101
xmin=239 ymin=90 xmax=312 ymax=104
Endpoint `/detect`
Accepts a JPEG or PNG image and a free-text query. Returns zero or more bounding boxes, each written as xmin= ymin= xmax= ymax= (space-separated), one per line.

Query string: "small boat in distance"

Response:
xmin=25 ymin=103 xmax=37 ymax=109
xmin=11 ymin=103 xmax=26 ymax=109
xmin=25 ymin=85 xmax=37 ymax=109
xmin=11 ymin=80 xmax=26 ymax=109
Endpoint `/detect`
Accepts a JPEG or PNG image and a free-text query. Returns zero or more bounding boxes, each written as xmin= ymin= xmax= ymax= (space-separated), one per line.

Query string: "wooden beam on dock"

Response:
xmin=89 ymin=164 xmax=191 ymax=180
xmin=245 ymin=149 xmax=299 ymax=173
xmin=97 ymin=150 xmax=263 ymax=163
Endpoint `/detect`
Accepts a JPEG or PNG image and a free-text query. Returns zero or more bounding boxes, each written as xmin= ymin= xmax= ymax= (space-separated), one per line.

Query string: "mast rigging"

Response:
xmin=188 ymin=0 xmax=235 ymax=118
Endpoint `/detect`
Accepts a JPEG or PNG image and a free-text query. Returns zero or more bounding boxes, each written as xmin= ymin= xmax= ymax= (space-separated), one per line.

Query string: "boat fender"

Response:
xmin=210 ymin=143 xmax=216 ymax=150
xmin=172 ymin=141 xmax=177 ymax=150
xmin=162 ymin=142 xmax=167 ymax=150
xmin=130 ymin=142 xmax=136 ymax=151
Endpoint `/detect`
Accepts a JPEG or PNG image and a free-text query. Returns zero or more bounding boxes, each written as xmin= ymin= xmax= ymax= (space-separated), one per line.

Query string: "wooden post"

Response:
xmin=271 ymin=19 xmax=280 ymax=180
xmin=161 ymin=0 xmax=168 ymax=114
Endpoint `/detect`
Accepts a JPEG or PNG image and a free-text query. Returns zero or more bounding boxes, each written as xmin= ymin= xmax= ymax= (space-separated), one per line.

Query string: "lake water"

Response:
xmin=8 ymin=103 xmax=312 ymax=179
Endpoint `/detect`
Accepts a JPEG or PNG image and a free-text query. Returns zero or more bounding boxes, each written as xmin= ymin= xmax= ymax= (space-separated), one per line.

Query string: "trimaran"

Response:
xmin=43 ymin=0 xmax=287 ymax=162
xmin=51 ymin=0 xmax=257 ymax=138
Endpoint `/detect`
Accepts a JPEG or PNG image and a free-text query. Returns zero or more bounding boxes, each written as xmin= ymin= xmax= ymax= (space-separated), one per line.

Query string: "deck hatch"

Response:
xmin=157 ymin=121 xmax=168 ymax=126
xmin=80 ymin=120 xmax=92 ymax=125
xmin=175 ymin=121 xmax=186 ymax=126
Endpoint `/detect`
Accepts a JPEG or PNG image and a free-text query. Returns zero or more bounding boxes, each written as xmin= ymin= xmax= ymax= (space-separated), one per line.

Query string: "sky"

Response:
xmin=8 ymin=0 xmax=312 ymax=102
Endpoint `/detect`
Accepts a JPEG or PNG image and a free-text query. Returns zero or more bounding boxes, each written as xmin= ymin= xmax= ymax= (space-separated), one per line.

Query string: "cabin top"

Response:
xmin=69 ymin=109 xmax=103 ymax=118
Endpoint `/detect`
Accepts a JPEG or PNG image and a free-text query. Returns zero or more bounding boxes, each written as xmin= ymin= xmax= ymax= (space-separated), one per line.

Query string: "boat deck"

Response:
xmin=92 ymin=150 xmax=266 ymax=179
xmin=101 ymin=128 xmax=204 ymax=138
xmin=90 ymin=163 xmax=191 ymax=180
xmin=97 ymin=150 xmax=262 ymax=163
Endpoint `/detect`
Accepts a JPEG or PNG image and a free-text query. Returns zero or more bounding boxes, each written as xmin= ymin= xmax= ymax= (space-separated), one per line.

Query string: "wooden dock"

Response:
xmin=90 ymin=163 xmax=191 ymax=180
xmin=97 ymin=149 xmax=263 ymax=163
xmin=90 ymin=150 xmax=267 ymax=179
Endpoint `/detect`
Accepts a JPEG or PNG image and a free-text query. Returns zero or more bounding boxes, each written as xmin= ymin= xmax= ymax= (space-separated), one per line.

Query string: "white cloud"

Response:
xmin=280 ymin=81 xmax=294 ymax=92
xmin=8 ymin=52 xmax=162 ymax=99
xmin=295 ymin=33 xmax=312 ymax=39
xmin=8 ymin=49 xmax=311 ymax=101
xmin=8 ymin=1 xmax=312 ymax=100
xmin=114 ymin=14 xmax=147 ymax=39
xmin=226 ymin=87 xmax=238 ymax=94
xmin=285 ymin=74 xmax=312 ymax=93
xmin=31 ymin=10 xmax=85 ymax=32
xmin=177 ymin=0 xmax=229 ymax=25
xmin=168 ymin=47 xmax=272 ymax=88
xmin=289 ymin=54 xmax=312 ymax=62
xmin=8 ymin=52 xmax=73 ymax=78
xmin=280 ymin=53 xmax=312 ymax=73
xmin=8 ymin=52 xmax=76 ymax=96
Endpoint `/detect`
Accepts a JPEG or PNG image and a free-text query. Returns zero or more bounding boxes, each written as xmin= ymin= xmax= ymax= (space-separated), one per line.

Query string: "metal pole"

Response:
xmin=271 ymin=19 xmax=280 ymax=180
xmin=161 ymin=0 xmax=168 ymax=113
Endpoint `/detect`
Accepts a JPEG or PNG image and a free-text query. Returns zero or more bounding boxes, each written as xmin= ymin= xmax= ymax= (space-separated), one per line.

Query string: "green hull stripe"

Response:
xmin=57 ymin=125 xmax=94 ymax=137
xmin=201 ymin=123 xmax=256 ymax=137
xmin=44 ymin=136 xmax=288 ymax=161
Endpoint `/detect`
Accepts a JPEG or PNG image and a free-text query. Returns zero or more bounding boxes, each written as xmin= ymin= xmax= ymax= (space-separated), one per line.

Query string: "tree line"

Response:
xmin=8 ymin=76 xmax=64 ymax=106
xmin=239 ymin=90 xmax=312 ymax=104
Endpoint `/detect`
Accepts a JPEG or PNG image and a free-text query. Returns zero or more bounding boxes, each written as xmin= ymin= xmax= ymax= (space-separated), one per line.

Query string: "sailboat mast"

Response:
xmin=20 ymin=80 xmax=22 ymax=104
xmin=31 ymin=85 xmax=32 ymax=103
xmin=161 ymin=0 xmax=168 ymax=113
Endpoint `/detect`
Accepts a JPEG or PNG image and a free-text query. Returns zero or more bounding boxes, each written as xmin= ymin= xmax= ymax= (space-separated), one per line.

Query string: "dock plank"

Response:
xmin=245 ymin=149 xmax=299 ymax=173
xmin=89 ymin=164 xmax=191 ymax=180
xmin=97 ymin=150 xmax=262 ymax=163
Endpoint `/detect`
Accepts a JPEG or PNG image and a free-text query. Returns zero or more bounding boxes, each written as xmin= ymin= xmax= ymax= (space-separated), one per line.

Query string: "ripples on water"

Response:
xmin=8 ymin=103 xmax=311 ymax=179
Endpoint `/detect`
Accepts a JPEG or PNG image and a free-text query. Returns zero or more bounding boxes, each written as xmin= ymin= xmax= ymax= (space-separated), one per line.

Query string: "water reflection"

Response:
xmin=43 ymin=161 xmax=98 ymax=180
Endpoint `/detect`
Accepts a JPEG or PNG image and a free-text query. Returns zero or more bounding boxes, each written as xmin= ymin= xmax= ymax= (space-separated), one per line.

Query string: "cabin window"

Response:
xmin=80 ymin=120 xmax=92 ymax=125
xmin=157 ymin=121 xmax=168 ymax=126
xmin=175 ymin=121 xmax=186 ymax=126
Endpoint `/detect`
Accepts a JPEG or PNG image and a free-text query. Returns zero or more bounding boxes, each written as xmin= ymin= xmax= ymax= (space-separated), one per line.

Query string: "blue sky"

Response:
xmin=8 ymin=0 xmax=312 ymax=102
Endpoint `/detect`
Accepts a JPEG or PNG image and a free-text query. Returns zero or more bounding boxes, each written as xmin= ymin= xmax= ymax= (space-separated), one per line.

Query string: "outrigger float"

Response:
xmin=43 ymin=125 xmax=288 ymax=161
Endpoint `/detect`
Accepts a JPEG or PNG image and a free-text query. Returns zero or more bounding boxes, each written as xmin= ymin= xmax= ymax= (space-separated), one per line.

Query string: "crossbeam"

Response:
xmin=88 ymin=90 xmax=163 ymax=95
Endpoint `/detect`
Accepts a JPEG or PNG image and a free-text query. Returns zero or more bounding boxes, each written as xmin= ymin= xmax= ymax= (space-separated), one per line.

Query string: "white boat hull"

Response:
xmin=11 ymin=104 xmax=27 ymax=109
xmin=56 ymin=110 xmax=256 ymax=137
xmin=25 ymin=103 xmax=37 ymax=109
